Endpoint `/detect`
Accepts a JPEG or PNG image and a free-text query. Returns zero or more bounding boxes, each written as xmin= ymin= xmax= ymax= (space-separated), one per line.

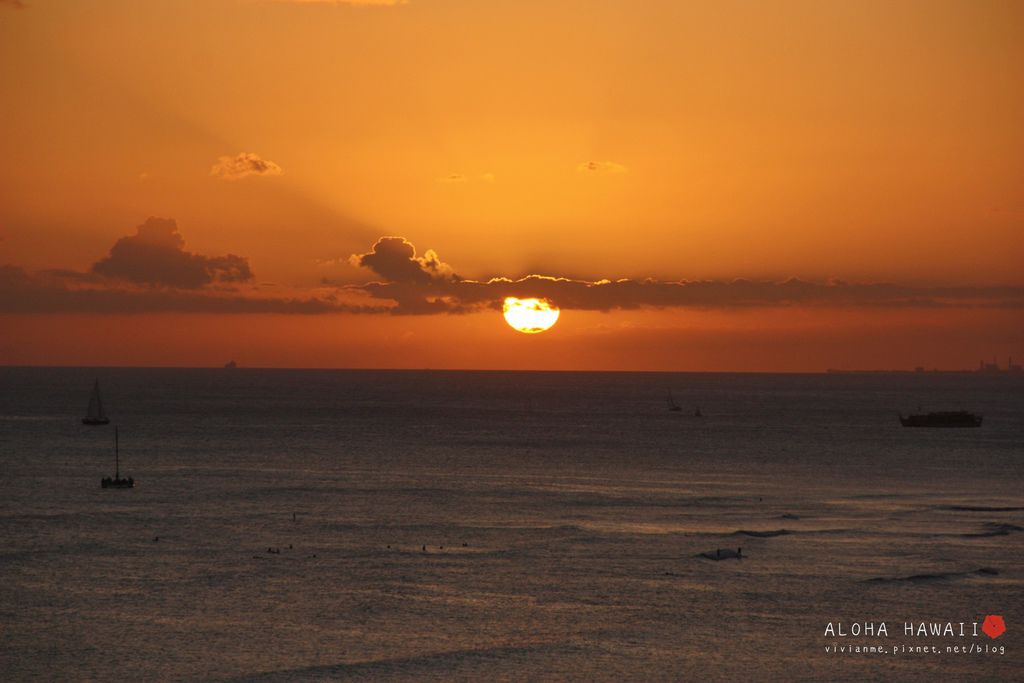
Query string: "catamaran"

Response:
xmin=82 ymin=380 xmax=110 ymax=425
xmin=101 ymin=427 xmax=134 ymax=489
xmin=899 ymin=410 xmax=982 ymax=428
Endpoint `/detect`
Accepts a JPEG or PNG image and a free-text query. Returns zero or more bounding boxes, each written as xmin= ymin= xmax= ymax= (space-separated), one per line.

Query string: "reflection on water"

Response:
xmin=1 ymin=368 xmax=1021 ymax=680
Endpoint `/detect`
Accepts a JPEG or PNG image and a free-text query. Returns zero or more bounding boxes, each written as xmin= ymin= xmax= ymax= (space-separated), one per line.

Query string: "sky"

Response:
xmin=1 ymin=0 xmax=1022 ymax=371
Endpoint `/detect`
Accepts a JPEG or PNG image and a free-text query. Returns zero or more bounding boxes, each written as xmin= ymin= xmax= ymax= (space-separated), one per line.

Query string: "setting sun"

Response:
xmin=502 ymin=297 xmax=560 ymax=334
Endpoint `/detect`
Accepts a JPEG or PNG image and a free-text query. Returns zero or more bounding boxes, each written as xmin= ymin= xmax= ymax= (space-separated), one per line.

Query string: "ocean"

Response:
xmin=1 ymin=367 xmax=1021 ymax=681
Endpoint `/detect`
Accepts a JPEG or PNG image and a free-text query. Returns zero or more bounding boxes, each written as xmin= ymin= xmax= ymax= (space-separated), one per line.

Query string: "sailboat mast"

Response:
xmin=115 ymin=427 xmax=119 ymax=479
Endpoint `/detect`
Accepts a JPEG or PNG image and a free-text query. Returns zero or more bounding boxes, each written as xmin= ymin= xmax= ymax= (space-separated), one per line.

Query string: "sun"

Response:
xmin=502 ymin=297 xmax=560 ymax=334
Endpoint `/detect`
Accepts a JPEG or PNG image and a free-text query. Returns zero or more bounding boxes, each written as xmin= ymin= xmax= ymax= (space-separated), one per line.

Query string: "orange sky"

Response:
xmin=1 ymin=0 xmax=1022 ymax=370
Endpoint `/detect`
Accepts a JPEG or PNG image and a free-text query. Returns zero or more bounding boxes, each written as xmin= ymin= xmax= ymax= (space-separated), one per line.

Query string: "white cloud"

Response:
xmin=210 ymin=152 xmax=283 ymax=181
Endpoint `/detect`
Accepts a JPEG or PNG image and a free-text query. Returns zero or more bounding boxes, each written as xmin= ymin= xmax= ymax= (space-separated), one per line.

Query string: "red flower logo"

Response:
xmin=982 ymin=615 xmax=1006 ymax=639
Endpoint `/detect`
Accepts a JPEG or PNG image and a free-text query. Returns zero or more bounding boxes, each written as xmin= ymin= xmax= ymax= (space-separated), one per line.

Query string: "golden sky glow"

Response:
xmin=1 ymin=0 xmax=1022 ymax=370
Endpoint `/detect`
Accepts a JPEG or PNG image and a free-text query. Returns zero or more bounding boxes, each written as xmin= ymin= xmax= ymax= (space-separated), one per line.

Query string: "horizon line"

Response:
xmin=0 ymin=363 xmax=1011 ymax=375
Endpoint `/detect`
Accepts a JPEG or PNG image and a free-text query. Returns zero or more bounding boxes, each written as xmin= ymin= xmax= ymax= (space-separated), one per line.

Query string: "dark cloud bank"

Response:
xmin=2 ymin=228 xmax=1022 ymax=315
xmin=346 ymin=237 xmax=1024 ymax=315
xmin=1 ymin=217 xmax=381 ymax=314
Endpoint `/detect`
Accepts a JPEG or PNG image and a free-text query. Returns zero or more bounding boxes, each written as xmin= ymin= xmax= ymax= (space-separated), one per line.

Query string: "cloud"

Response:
xmin=1 ymin=218 xmax=379 ymax=315
xmin=210 ymin=152 xmax=283 ymax=181
xmin=344 ymin=238 xmax=1024 ymax=315
xmin=578 ymin=160 xmax=628 ymax=174
xmin=5 ymin=233 xmax=1023 ymax=317
xmin=349 ymin=236 xmax=456 ymax=284
xmin=0 ymin=265 xmax=385 ymax=315
xmin=92 ymin=217 xmax=253 ymax=289
xmin=267 ymin=0 xmax=407 ymax=5
xmin=0 ymin=264 xmax=32 ymax=288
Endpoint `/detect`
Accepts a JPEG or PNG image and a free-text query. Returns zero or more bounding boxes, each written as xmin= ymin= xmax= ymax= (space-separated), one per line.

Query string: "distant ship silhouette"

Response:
xmin=82 ymin=380 xmax=110 ymax=425
xmin=899 ymin=411 xmax=982 ymax=428
xmin=666 ymin=390 xmax=682 ymax=412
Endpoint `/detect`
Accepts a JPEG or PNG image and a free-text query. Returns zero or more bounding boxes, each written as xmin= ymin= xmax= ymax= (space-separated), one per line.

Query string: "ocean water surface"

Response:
xmin=1 ymin=368 xmax=1021 ymax=681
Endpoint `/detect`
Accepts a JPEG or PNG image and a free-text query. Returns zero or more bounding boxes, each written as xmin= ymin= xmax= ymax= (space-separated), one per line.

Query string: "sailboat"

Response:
xmin=82 ymin=380 xmax=110 ymax=425
xmin=101 ymin=427 xmax=134 ymax=489
xmin=667 ymin=390 xmax=682 ymax=412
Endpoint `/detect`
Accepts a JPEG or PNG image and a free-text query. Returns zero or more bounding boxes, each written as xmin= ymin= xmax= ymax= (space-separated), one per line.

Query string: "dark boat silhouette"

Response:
xmin=82 ymin=379 xmax=110 ymax=425
xmin=899 ymin=411 xmax=982 ymax=428
xmin=101 ymin=427 xmax=134 ymax=489
xmin=667 ymin=390 xmax=682 ymax=412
